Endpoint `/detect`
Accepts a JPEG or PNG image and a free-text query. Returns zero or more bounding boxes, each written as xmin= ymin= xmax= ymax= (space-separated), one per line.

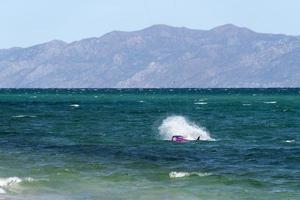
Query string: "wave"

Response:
xmin=169 ymin=171 xmax=212 ymax=178
xmin=0 ymin=177 xmax=34 ymax=194
xmin=285 ymin=140 xmax=295 ymax=143
xmin=242 ymin=103 xmax=251 ymax=106
xmin=194 ymin=102 xmax=207 ymax=105
xmin=0 ymin=177 xmax=22 ymax=187
xmin=12 ymin=115 xmax=36 ymax=118
xmin=158 ymin=115 xmax=214 ymax=141
xmin=70 ymin=104 xmax=80 ymax=107
xmin=264 ymin=101 xmax=277 ymax=104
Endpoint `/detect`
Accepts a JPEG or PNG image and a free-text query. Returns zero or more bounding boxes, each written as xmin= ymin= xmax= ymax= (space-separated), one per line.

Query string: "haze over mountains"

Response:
xmin=1 ymin=24 xmax=300 ymax=88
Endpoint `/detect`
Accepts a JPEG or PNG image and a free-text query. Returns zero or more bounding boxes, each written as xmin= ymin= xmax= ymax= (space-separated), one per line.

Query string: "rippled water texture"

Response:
xmin=0 ymin=89 xmax=299 ymax=199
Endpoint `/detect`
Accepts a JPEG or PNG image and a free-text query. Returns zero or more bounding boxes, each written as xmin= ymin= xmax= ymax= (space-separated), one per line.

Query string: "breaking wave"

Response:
xmin=285 ymin=140 xmax=295 ymax=143
xmin=242 ymin=103 xmax=251 ymax=106
xmin=194 ymin=102 xmax=207 ymax=105
xmin=264 ymin=101 xmax=277 ymax=104
xmin=158 ymin=115 xmax=214 ymax=141
xmin=169 ymin=171 xmax=212 ymax=178
xmin=12 ymin=115 xmax=36 ymax=118
xmin=70 ymin=104 xmax=80 ymax=107
xmin=0 ymin=177 xmax=34 ymax=194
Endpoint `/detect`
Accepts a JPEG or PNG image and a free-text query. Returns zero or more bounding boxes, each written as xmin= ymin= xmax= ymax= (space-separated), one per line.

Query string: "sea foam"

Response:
xmin=158 ymin=116 xmax=214 ymax=141
xmin=0 ymin=177 xmax=35 ymax=193
xmin=0 ymin=188 xmax=5 ymax=194
xmin=0 ymin=177 xmax=22 ymax=187
xmin=0 ymin=177 xmax=22 ymax=194
xmin=169 ymin=171 xmax=211 ymax=178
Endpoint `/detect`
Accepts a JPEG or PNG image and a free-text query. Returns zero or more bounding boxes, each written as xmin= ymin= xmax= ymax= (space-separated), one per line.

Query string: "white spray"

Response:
xmin=158 ymin=115 xmax=214 ymax=141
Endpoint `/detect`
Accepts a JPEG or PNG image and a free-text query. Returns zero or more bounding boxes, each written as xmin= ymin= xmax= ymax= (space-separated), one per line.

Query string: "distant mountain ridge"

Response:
xmin=1 ymin=24 xmax=300 ymax=88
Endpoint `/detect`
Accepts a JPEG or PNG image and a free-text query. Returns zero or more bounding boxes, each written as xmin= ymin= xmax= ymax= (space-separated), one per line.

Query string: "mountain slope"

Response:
xmin=1 ymin=24 xmax=300 ymax=88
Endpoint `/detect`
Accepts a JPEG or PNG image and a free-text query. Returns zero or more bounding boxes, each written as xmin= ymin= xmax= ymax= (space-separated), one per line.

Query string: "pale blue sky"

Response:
xmin=1 ymin=0 xmax=300 ymax=48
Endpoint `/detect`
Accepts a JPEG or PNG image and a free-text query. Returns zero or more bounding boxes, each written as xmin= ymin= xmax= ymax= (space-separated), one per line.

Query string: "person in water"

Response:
xmin=172 ymin=135 xmax=186 ymax=142
xmin=172 ymin=135 xmax=201 ymax=141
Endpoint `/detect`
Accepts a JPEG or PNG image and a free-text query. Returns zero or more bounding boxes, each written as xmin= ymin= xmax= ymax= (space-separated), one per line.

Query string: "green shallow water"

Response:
xmin=0 ymin=89 xmax=299 ymax=200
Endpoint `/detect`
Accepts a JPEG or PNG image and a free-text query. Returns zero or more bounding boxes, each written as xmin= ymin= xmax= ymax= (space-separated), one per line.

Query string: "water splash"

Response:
xmin=158 ymin=116 xmax=214 ymax=141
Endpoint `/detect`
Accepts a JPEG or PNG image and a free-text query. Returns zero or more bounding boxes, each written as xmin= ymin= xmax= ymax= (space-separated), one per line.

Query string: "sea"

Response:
xmin=0 ymin=88 xmax=299 ymax=200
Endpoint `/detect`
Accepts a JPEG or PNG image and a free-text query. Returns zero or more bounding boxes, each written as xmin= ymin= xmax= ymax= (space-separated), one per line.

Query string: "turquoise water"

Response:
xmin=0 ymin=89 xmax=299 ymax=200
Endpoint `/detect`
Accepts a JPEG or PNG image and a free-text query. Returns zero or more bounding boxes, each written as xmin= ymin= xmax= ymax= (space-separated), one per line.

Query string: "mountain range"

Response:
xmin=1 ymin=24 xmax=300 ymax=88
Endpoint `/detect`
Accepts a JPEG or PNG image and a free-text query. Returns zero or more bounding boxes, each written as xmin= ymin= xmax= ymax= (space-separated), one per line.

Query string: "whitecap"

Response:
xmin=158 ymin=115 xmax=214 ymax=141
xmin=242 ymin=103 xmax=251 ymax=106
xmin=70 ymin=104 xmax=80 ymax=107
xmin=0 ymin=177 xmax=36 ymax=193
xmin=169 ymin=171 xmax=211 ymax=178
xmin=285 ymin=140 xmax=295 ymax=143
xmin=12 ymin=115 xmax=36 ymax=118
xmin=264 ymin=101 xmax=277 ymax=104
xmin=12 ymin=115 xmax=26 ymax=118
xmin=194 ymin=102 xmax=207 ymax=105
xmin=139 ymin=100 xmax=144 ymax=103
xmin=0 ymin=177 xmax=22 ymax=187
xmin=24 ymin=177 xmax=35 ymax=182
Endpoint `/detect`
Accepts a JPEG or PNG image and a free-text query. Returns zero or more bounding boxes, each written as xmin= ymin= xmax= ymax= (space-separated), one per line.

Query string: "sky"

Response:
xmin=1 ymin=0 xmax=300 ymax=48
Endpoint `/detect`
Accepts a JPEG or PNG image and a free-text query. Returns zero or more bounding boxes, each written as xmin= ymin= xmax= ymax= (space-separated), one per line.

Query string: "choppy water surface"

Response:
xmin=0 ymin=89 xmax=299 ymax=200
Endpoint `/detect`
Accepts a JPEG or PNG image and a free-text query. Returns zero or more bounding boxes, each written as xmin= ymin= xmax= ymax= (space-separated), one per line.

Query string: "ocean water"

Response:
xmin=0 ymin=89 xmax=299 ymax=200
